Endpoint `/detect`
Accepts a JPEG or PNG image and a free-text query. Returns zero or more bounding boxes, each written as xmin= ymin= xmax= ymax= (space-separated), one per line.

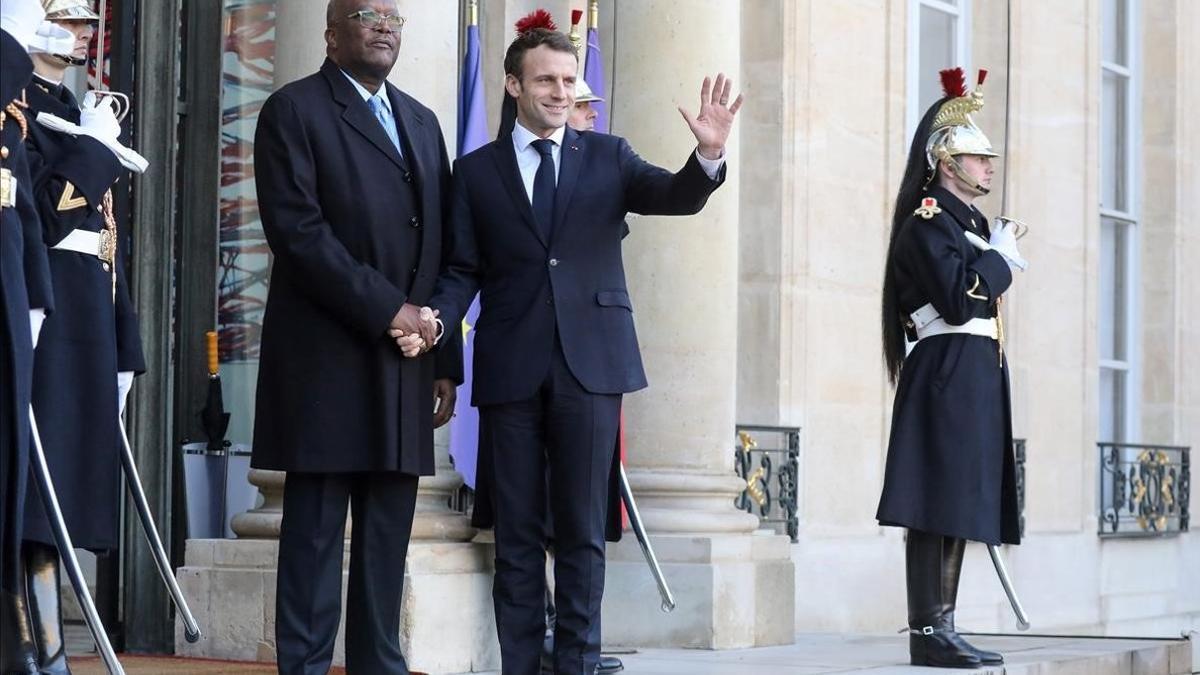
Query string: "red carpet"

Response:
xmin=72 ymin=655 xmax=349 ymax=674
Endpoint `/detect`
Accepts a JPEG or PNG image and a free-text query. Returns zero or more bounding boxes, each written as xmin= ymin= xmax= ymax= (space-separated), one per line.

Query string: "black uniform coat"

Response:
xmin=876 ymin=185 xmax=1021 ymax=545
xmin=429 ymin=127 xmax=725 ymax=540
xmin=2 ymin=29 xmax=54 ymax=590
xmin=250 ymin=59 xmax=461 ymax=476
xmin=21 ymin=75 xmax=144 ymax=551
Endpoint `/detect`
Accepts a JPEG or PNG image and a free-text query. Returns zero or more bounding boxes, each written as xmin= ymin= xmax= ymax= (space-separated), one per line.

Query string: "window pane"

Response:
xmin=1099 ymin=219 xmax=1116 ymax=361
xmin=918 ymin=6 xmax=957 ymax=114
xmin=1099 ymin=217 xmax=1128 ymax=362
xmin=1100 ymin=70 xmax=1127 ymax=211
xmin=1102 ymin=0 xmax=1127 ymax=66
xmin=218 ymin=0 xmax=278 ymax=442
xmin=1099 ymin=367 xmax=1126 ymax=443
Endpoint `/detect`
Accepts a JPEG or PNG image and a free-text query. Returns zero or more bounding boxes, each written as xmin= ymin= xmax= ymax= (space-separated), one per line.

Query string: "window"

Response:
xmin=908 ymin=0 xmax=972 ymax=136
xmin=1099 ymin=0 xmax=1139 ymax=442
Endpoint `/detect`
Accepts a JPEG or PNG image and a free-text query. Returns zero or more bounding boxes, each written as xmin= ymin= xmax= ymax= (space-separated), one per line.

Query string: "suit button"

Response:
xmin=403 ymin=172 xmax=413 ymax=183
xmin=546 ymin=298 xmax=554 ymax=306
xmin=548 ymin=258 xmax=559 ymax=267
xmin=410 ymin=216 xmax=420 ymax=228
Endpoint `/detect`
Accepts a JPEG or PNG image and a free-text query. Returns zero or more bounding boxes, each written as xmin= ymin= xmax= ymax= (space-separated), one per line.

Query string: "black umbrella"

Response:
xmin=199 ymin=330 xmax=230 ymax=449
xmin=198 ymin=330 xmax=231 ymax=533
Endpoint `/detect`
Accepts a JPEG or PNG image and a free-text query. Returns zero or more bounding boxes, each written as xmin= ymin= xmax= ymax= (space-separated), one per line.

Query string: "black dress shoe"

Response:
xmin=598 ymin=655 xmax=624 ymax=673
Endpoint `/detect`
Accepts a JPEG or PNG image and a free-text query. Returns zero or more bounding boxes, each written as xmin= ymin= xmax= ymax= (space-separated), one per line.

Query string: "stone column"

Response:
xmin=599 ymin=0 xmax=794 ymax=650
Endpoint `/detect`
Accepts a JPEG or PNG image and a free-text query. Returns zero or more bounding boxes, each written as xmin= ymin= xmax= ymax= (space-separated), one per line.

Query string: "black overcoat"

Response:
xmin=2 ymin=29 xmax=54 ymax=586
xmin=21 ymin=75 xmax=145 ymax=551
xmin=250 ymin=59 xmax=461 ymax=475
xmin=876 ymin=186 xmax=1022 ymax=546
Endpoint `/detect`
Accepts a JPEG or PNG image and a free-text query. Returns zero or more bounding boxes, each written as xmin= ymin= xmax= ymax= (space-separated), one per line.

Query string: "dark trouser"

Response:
xmin=275 ymin=471 xmax=419 ymax=675
xmin=482 ymin=343 xmax=621 ymax=675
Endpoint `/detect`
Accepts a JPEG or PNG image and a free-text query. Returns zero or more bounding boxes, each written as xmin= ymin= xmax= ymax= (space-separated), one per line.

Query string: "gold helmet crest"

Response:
xmin=925 ymin=68 xmax=999 ymax=194
xmin=42 ymin=0 xmax=99 ymax=21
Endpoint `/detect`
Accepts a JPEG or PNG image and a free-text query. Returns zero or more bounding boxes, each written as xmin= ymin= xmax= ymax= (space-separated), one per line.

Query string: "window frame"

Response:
xmin=1098 ymin=0 xmax=1141 ymax=443
xmin=907 ymin=0 xmax=973 ymax=138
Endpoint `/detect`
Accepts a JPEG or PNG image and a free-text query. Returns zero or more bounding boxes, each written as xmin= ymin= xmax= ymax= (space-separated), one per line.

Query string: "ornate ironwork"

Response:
xmin=734 ymin=425 xmax=801 ymax=542
xmin=1014 ymin=438 xmax=1026 ymax=540
xmin=1098 ymin=443 xmax=1190 ymax=538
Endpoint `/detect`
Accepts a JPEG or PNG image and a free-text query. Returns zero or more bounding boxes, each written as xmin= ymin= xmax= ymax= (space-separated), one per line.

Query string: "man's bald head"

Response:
xmin=324 ymin=0 xmax=403 ymax=91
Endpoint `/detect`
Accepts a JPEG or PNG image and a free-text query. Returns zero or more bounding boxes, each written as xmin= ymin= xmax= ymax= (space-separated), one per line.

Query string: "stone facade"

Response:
xmin=177 ymin=0 xmax=1199 ymax=671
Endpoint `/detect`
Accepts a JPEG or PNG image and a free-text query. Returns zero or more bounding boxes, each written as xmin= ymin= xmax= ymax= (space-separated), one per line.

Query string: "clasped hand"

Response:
xmin=388 ymin=303 xmax=443 ymax=358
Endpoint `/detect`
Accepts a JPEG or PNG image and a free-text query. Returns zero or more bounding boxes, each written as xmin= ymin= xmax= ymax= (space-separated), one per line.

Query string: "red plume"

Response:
xmin=976 ymin=69 xmax=988 ymax=86
xmin=515 ymin=9 xmax=557 ymax=35
xmin=571 ymin=9 xmax=583 ymax=27
xmin=939 ymin=68 xmax=967 ymax=98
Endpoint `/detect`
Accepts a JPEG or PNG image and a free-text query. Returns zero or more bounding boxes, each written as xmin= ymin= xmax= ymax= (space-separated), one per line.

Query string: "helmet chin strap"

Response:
xmin=52 ymin=53 xmax=87 ymax=67
xmin=946 ymin=155 xmax=990 ymax=196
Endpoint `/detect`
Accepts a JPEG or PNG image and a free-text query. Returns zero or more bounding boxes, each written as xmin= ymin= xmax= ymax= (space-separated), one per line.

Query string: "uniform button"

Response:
xmin=410 ymin=216 xmax=420 ymax=228
xmin=548 ymin=258 xmax=559 ymax=267
xmin=1 ymin=146 xmax=8 ymax=159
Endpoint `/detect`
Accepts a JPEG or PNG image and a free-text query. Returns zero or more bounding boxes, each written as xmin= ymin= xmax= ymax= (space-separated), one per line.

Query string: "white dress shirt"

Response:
xmin=509 ymin=120 xmax=727 ymax=204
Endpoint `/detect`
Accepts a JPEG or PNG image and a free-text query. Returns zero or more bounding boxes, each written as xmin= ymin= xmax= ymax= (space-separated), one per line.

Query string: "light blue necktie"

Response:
xmin=368 ymin=94 xmax=403 ymax=156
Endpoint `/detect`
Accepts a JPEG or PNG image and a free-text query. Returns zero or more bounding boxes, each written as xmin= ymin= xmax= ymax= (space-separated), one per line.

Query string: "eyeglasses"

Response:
xmin=345 ymin=10 xmax=406 ymax=31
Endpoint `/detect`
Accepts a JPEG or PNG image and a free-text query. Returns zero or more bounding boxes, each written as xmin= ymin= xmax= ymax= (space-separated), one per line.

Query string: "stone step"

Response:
xmin=465 ymin=633 xmax=1193 ymax=675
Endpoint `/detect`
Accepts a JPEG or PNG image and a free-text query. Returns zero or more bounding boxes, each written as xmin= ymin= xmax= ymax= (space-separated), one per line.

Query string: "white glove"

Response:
xmin=0 ymin=0 xmax=71 ymax=54
xmin=29 ymin=308 xmax=46 ymax=348
xmin=989 ymin=219 xmax=1028 ymax=272
xmin=117 ymin=371 xmax=134 ymax=415
xmin=78 ymin=92 xmax=123 ymax=146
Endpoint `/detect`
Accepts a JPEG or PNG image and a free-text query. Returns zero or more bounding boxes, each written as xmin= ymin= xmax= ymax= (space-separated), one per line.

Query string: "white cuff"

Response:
xmin=694 ymin=148 xmax=725 ymax=180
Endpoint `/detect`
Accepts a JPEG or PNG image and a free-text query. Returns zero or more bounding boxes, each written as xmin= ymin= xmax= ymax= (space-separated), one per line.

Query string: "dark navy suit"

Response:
xmin=430 ymin=125 xmax=724 ymax=674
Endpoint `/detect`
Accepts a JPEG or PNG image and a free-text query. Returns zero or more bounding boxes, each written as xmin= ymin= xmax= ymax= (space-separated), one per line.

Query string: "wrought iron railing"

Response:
xmin=1098 ymin=442 xmax=1190 ymax=538
xmin=734 ymin=425 xmax=801 ymax=542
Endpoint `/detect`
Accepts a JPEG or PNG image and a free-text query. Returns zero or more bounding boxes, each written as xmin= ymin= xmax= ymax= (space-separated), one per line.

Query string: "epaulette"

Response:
xmin=913 ymin=196 xmax=941 ymax=220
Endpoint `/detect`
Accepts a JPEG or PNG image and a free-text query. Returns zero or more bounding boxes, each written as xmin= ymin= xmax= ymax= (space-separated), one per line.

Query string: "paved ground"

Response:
xmin=67 ymin=630 xmax=1193 ymax=674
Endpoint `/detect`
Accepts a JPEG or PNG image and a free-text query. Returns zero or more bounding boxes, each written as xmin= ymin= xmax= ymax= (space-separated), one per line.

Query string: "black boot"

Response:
xmin=906 ymin=529 xmax=980 ymax=669
xmin=0 ymin=588 xmax=40 ymax=675
xmin=24 ymin=542 xmax=71 ymax=675
xmin=942 ymin=536 xmax=1003 ymax=665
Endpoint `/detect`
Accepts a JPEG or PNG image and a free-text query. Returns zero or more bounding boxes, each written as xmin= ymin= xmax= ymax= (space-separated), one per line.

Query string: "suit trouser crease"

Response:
xmin=276 ymin=472 xmax=417 ymax=675
xmin=485 ymin=343 xmax=619 ymax=674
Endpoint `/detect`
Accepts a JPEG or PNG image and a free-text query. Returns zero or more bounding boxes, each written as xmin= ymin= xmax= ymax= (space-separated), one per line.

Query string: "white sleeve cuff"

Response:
xmin=694 ymin=148 xmax=725 ymax=180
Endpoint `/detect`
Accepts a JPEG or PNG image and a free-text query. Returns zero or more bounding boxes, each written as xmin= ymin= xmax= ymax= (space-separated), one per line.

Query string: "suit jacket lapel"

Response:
xmin=552 ymin=127 xmax=584 ymax=242
xmin=388 ymin=85 xmax=424 ymax=194
xmin=492 ymin=137 xmax=547 ymax=249
xmin=321 ymin=59 xmax=408 ymax=172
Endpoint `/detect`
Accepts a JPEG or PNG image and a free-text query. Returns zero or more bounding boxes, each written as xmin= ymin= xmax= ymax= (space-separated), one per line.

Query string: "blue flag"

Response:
xmin=584 ymin=25 xmax=608 ymax=133
xmin=450 ymin=22 xmax=487 ymax=488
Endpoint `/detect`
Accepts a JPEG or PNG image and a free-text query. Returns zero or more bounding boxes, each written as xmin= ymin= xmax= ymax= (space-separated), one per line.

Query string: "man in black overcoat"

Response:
xmin=250 ymin=1 xmax=461 ymax=672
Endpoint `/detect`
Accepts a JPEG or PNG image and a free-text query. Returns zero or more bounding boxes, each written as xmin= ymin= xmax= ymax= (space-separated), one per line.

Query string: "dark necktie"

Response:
xmin=531 ymin=138 xmax=556 ymax=241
